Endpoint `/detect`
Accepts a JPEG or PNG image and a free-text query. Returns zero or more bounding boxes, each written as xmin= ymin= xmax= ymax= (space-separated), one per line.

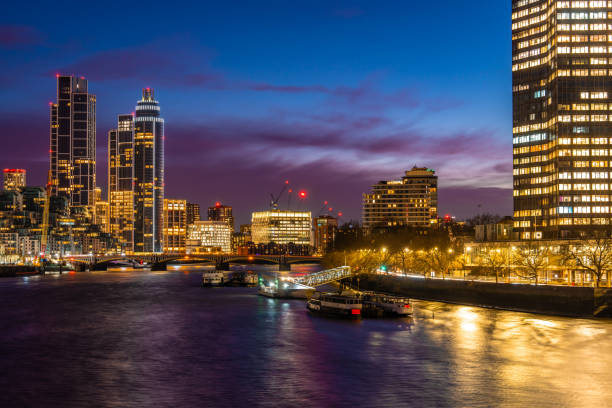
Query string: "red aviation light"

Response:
xmin=351 ymin=309 xmax=361 ymax=315
xmin=288 ymin=189 xmax=293 ymax=193
xmin=299 ymin=191 xmax=307 ymax=198
xmin=215 ymin=202 xmax=221 ymax=207
xmin=338 ymin=212 xmax=343 ymax=217
xmin=324 ymin=201 xmax=328 ymax=205
xmin=285 ymin=180 xmax=290 ymax=185
xmin=55 ymin=73 xmax=60 ymax=78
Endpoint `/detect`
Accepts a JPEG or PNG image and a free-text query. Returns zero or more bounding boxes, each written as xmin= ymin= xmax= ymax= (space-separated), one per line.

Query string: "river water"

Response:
xmin=1 ymin=265 xmax=611 ymax=408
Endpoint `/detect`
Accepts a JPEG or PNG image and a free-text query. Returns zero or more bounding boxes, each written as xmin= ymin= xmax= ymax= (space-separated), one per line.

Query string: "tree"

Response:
xmin=478 ymin=246 xmax=507 ymax=283
xmin=565 ymin=235 xmax=612 ymax=288
xmin=412 ymin=250 xmax=433 ymax=278
xmin=513 ymin=243 xmax=550 ymax=285
xmin=430 ymin=246 xmax=460 ymax=279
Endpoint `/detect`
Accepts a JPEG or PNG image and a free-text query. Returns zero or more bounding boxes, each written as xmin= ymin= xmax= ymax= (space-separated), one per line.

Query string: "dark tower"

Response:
xmin=50 ymin=75 xmax=96 ymax=212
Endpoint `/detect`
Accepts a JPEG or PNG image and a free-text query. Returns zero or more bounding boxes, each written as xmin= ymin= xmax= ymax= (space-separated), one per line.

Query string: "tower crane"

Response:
xmin=270 ymin=180 xmax=290 ymax=210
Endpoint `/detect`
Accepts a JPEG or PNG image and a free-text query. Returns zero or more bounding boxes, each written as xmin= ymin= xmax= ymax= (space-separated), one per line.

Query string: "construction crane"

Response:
xmin=270 ymin=180 xmax=290 ymax=210
xmin=41 ymin=170 xmax=52 ymax=258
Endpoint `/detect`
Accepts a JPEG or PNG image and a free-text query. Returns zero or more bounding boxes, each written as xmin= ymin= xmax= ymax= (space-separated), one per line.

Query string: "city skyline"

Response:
xmin=0 ymin=1 xmax=512 ymax=225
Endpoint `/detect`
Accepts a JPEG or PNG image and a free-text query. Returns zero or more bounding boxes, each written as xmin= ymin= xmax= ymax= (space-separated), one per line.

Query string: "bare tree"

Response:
xmin=513 ymin=243 xmax=550 ymax=285
xmin=566 ymin=235 xmax=612 ymax=288
xmin=478 ymin=246 xmax=507 ymax=283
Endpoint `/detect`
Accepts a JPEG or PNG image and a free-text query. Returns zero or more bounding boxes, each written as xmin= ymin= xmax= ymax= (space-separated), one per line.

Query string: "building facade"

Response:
xmin=362 ymin=167 xmax=438 ymax=230
xmin=208 ymin=202 xmax=234 ymax=231
xmin=512 ymin=1 xmax=612 ymax=239
xmin=313 ymin=215 xmax=338 ymax=254
xmin=251 ymin=210 xmax=312 ymax=245
xmin=187 ymin=221 xmax=232 ymax=253
xmin=108 ymin=114 xmax=135 ymax=253
xmin=186 ymin=202 xmax=201 ymax=225
xmin=50 ymin=75 xmax=96 ymax=212
xmin=133 ymin=88 xmax=164 ymax=253
xmin=163 ymin=199 xmax=187 ymax=253
xmin=2 ymin=169 xmax=26 ymax=191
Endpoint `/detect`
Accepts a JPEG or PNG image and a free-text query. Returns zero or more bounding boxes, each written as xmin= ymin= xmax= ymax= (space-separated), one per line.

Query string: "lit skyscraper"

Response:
xmin=49 ymin=75 xmax=96 ymax=212
xmin=512 ymin=1 xmax=612 ymax=239
xmin=108 ymin=115 xmax=135 ymax=253
xmin=2 ymin=169 xmax=26 ymax=191
xmin=133 ymin=88 xmax=164 ymax=253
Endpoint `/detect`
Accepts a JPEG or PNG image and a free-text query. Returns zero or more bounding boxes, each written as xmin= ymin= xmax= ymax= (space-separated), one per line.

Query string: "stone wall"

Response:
xmin=354 ymin=274 xmax=612 ymax=317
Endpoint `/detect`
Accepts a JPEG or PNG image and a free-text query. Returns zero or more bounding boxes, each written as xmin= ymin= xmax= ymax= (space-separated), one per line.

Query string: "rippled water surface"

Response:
xmin=1 ymin=267 xmax=611 ymax=408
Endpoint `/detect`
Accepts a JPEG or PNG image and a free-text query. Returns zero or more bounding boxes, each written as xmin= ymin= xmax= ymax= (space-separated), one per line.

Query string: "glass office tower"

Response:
xmin=513 ymin=1 xmax=612 ymax=239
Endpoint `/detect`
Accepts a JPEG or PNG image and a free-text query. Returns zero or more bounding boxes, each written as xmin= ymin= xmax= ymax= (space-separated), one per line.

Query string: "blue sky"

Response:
xmin=0 ymin=1 xmax=513 ymax=224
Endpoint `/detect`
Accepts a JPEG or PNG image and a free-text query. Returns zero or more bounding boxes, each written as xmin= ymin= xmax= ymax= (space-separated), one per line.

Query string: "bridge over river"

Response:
xmin=69 ymin=254 xmax=323 ymax=271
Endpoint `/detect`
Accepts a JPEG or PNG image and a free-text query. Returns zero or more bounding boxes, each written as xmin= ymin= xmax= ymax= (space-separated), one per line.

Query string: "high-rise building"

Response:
xmin=512 ymin=1 xmax=612 ymax=239
xmin=2 ymin=169 xmax=26 ymax=191
xmin=94 ymin=187 xmax=109 ymax=234
xmin=108 ymin=114 xmax=135 ymax=253
xmin=49 ymin=75 xmax=96 ymax=212
xmin=362 ymin=167 xmax=438 ymax=230
xmin=186 ymin=202 xmax=201 ymax=225
xmin=313 ymin=215 xmax=338 ymax=254
xmin=133 ymin=88 xmax=164 ymax=253
xmin=94 ymin=200 xmax=110 ymax=234
xmin=208 ymin=202 xmax=234 ymax=231
xmin=251 ymin=210 xmax=312 ymax=245
xmin=163 ymin=199 xmax=187 ymax=253
xmin=187 ymin=221 xmax=232 ymax=253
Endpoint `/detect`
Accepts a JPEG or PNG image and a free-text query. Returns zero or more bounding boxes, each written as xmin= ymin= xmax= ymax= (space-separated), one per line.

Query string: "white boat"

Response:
xmin=307 ymin=291 xmax=362 ymax=319
xmin=361 ymin=292 xmax=413 ymax=316
xmin=202 ymin=271 xmax=225 ymax=287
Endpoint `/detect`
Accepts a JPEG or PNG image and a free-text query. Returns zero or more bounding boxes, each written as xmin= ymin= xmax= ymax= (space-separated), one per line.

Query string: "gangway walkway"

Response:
xmin=293 ymin=266 xmax=352 ymax=287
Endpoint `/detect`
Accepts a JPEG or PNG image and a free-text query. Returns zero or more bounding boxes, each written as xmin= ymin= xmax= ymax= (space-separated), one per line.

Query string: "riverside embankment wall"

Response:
xmin=354 ymin=274 xmax=612 ymax=317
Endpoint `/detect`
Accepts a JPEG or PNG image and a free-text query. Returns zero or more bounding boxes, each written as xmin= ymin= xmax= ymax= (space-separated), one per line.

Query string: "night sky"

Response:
xmin=0 ymin=1 xmax=512 ymax=225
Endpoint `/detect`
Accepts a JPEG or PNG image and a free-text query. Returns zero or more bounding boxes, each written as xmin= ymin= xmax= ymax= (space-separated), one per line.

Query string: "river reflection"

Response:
xmin=0 ymin=267 xmax=611 ymax=408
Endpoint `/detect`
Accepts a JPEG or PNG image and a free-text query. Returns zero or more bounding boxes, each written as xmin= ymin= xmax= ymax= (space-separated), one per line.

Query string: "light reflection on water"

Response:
xmin=0 ymin=266 xmax=611 ymax=408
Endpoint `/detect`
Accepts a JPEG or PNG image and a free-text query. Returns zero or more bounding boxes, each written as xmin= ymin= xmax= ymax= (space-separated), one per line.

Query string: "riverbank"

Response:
xmin=353 ymin=274 xmax=612 ymax=317
xmin=0 ymin=265 xmax=41 ymax=278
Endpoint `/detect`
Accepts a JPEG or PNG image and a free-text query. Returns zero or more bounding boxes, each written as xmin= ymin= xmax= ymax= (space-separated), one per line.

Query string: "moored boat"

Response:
xmin=361 ymin=292 xmax=413 ymax=317
xmin=307 ymin=291 xmax=362 ymax=319
xmin=202 ymin=271 xmax=225 ymax=287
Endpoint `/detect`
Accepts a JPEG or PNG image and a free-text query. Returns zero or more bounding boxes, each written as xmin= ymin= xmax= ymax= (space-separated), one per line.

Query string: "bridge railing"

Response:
xmin=294 ymin=266 xmax=352 ymax=287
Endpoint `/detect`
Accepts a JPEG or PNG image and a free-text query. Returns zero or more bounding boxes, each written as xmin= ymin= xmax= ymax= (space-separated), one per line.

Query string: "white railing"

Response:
xmin=294 ymin=266 xmax=352 ymax=287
